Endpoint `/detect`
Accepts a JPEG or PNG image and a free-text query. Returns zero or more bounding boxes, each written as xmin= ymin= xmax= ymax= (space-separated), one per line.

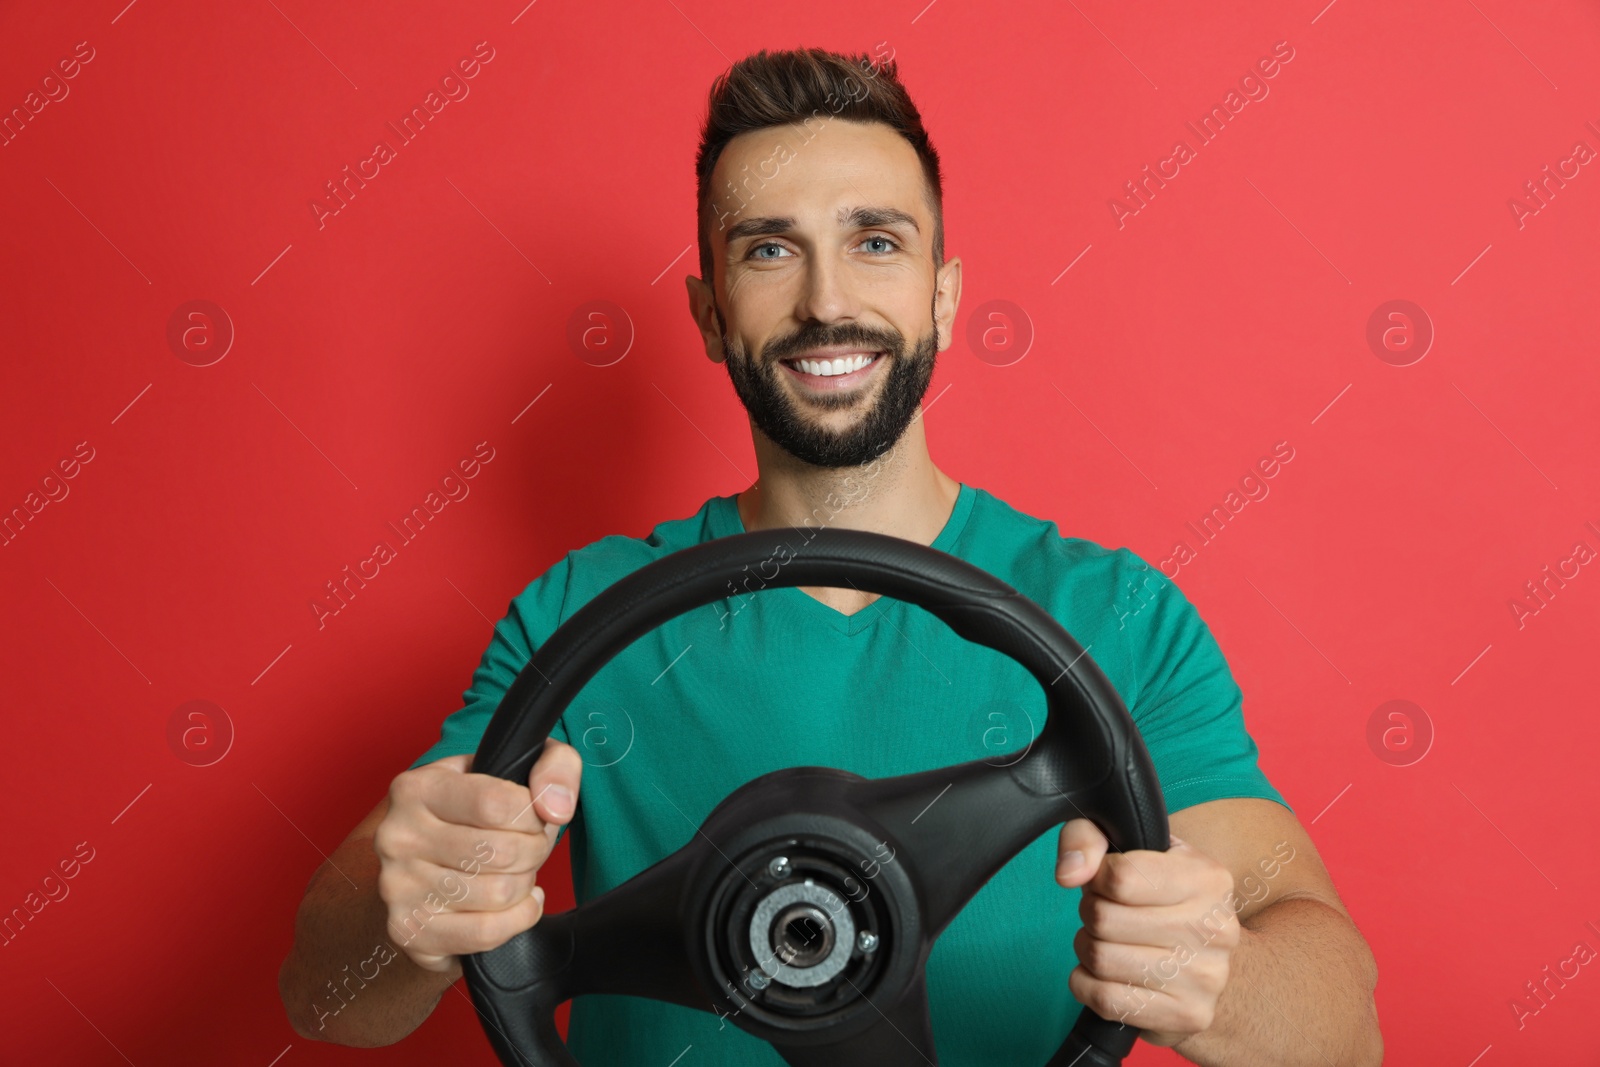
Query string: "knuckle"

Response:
xmin=478 ymin=788 xmax=518 ymax=828
xmin=1108 ymin=988 xmax=1143 ymax=1023
xmin=493 ymin=876 xmax=527 ymax=910
xmin=385 ymin=911 xmax=422 ymax=950
xmin=372 ymin=822 xmax=397 ymax=862
xmin=376 ymin=866 xmax=406 ymax=906
xmin=1086 ymin=985 xmax=1122 ymax=1019
xmin=528 ymin=832 xmax=554 ymax=871
xmin=498 ymin=836 xmax=534 ymax=873
xmin=372 ymin=819 xmax=413 ymax=863
xmin=1199 ymin=955 xmax=1231 ymax=994
xmin=1079 ymin=896 xmax=1110 ymax=937
xmin=460 ymin=909 xmax=501 ymax=951
xmin=416 ymin=952 xmax=456 ymax=974
xmin=463 ymin=899 xmax=537 ymax=950
xmin=1071 ymin=927 xmax=1092 ymax=964
xmin=476 ymin=873 xmax=524 ymax=910
xmin=389 ymin=770 xmax=424 ymax=807
xmin=1105 ymin=860 xmax=1136 ymax=896
xmin=467 ymin=875 xmax=505 ymax=909
xmin=1180 ymin=1001 xmax=1214 ymax=1032
xmin=474 ymin=835 xmax=511 ymax=871
xmin=457 ymin=837 xmax=494 ymax=873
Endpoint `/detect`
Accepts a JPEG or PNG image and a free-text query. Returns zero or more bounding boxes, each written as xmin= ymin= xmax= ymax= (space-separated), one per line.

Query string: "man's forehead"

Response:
xmin=710 ymin=121 xmax=925 ymax=229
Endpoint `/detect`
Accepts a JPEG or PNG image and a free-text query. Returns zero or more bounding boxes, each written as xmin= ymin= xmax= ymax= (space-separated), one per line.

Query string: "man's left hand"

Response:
xmin=1056 ymin=818 xmax=1240 ymax=1046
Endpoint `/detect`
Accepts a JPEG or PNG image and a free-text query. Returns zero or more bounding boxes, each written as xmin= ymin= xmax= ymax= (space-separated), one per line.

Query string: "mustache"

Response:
xmin=762 ymin=334 xmax=899 ymax=362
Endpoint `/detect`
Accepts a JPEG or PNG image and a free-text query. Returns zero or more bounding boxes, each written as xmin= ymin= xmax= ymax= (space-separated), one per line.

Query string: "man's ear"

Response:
xmin=934 ymin=256 xmax=962 ymax=353
xmin=686 ymin=275 xmax=726 ymax=364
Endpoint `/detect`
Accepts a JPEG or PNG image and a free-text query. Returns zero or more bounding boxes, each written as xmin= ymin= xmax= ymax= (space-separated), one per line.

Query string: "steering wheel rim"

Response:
xmin=462 ymin=525 xmax=1169 ymax=1067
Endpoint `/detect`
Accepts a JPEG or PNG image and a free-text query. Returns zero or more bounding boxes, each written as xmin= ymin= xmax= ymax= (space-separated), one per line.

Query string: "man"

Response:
xmin=278 ymin=47 xmax=1381 ymax=1065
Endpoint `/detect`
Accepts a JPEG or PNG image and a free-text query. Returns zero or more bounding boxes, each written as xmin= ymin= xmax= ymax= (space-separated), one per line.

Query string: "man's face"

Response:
xmin=691 ymin=119 xmax=960 ymax=469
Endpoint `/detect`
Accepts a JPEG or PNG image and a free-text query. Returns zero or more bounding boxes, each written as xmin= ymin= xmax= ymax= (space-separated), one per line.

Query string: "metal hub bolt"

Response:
xmin=746 ymin=969 xmax=772 ymax=991
xmin=767 ymin=855 xmax=791 ymax=879
xmin=856 ymin=930 xmax=879 ymax=954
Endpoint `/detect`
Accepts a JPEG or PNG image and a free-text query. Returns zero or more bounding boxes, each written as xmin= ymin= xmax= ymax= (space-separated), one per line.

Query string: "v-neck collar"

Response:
xmin=709 ymin=482 xmax=976 ymax=636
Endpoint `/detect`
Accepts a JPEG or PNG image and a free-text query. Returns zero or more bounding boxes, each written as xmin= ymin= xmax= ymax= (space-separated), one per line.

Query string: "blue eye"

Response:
xmin=746 ymin=235 xmax=900 ymax=260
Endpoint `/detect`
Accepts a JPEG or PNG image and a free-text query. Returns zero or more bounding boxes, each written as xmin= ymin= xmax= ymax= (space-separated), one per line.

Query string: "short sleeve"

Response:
xmin=1115 ymin=549 xmax=1290 ymax=816
xmin=409 ymin=554 xmax=575 ymax=782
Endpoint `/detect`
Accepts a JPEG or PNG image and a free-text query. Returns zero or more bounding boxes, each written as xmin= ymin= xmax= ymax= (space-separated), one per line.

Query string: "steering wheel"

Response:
xmin=461 ymin=525 xmax=1170 ymax=1066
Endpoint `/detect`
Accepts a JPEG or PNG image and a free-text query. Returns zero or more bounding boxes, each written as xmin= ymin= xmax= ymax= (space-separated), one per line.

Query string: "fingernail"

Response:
xmin=544 ymin=785 xmax=573 ymax=818
xmin=1059 ymin=850 xmax=1086 ymax=875
xmin=532 ymin=885 xmax=546 ymax=909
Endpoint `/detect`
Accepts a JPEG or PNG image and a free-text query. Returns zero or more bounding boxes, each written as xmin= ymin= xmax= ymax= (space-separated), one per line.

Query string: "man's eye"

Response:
xmin=862 ymin=236 xmax=899 ymax=253
xmin=750 ymin=242 xmax=791 ymax=260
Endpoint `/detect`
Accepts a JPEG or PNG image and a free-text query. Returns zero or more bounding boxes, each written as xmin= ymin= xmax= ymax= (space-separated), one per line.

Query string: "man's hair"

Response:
xmin=694 ymin=47 xmax=945 ymax=289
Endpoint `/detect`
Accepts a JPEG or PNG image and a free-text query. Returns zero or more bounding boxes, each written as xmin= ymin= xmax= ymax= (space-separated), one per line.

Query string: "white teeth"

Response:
xmin=794 ymin=353 xmax=875 ymax=377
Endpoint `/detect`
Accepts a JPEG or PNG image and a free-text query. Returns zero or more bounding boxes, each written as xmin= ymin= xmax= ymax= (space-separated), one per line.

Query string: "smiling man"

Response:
xmin=279 ymin=47 xmax=1381 ymax=1066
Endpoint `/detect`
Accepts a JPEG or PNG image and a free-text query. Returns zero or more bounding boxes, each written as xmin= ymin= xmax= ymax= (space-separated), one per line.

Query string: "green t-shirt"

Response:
xmin=410 ymin=482 xmax=1287 ymax=1064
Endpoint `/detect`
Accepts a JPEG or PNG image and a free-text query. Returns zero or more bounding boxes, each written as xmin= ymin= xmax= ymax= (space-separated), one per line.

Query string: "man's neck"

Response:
xmin=735 ymin=415 xmax=960 ymax=549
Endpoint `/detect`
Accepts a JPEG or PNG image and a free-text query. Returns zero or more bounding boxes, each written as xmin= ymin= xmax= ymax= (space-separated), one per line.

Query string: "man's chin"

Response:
xmin=773 ymin=420 xmax=907 ymax=469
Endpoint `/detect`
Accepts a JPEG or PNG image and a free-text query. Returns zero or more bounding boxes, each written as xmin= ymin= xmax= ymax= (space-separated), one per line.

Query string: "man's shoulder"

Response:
xmin=964 ymin=487 xmax=1228 ymax=728
xmin=961 ymin=484 xmax=1155 ymax=589
xmin=545 ymin=494 xmax=726 ymax=611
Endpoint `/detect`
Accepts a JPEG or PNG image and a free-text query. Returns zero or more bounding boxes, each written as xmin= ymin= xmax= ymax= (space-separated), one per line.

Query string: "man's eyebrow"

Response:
xmin=724 ymin=206 xmax=921 ymax=245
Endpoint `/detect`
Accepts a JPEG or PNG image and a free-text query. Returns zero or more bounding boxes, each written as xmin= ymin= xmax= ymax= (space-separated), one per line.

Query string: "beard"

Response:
xmin=718 ymin=307 xmax=938 ymax=470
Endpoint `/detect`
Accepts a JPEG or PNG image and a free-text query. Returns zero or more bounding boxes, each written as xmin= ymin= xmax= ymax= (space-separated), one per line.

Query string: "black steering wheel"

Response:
xmin=462 ymin=525 xmax=1170 ymax=1066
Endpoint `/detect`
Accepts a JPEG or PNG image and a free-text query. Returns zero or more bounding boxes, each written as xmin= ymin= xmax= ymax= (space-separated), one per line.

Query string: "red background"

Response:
xmin=3 ymin=0 xmax=1598 ymax=1063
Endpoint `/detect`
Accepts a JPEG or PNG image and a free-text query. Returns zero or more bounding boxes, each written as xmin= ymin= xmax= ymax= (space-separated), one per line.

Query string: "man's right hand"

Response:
xmin=375 ymin=738 xmax=582 ymax=973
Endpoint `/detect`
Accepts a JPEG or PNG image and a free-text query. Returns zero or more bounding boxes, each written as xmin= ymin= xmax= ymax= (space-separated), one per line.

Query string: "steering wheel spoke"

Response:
xmin=852 ymin=757 xmax=1076 ymax=939
xmin=464 ymin=844 xmax=715 ymax=1065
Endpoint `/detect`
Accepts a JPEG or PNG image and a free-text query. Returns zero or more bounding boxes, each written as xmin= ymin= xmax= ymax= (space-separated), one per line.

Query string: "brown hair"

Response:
xmin=694 ymin=47 xmax=945 ymax=288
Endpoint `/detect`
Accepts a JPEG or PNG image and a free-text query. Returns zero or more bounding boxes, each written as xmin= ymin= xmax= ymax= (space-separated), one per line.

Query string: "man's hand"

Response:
xmin=374 ymin=739 xmax=582 ymax=972
xmin=1056 ymin=818 xmax=1239 ymax=1046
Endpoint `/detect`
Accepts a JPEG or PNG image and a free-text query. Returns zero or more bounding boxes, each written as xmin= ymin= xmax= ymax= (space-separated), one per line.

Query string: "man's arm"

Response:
xmin=1167 ymin=798 xmax=1381 ymax=1067
xmin=1058 ymin=797 xmax=1381 ymax=1067
xmin=276 ymin=796 xmax=461 ymax=1046
xmin=279 ymin=745 xmax=580 ymax=1047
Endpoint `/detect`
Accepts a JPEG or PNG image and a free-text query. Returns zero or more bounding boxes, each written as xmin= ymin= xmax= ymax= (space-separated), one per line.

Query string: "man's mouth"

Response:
xmin=779 ymin=351 xmax=884 ymax=392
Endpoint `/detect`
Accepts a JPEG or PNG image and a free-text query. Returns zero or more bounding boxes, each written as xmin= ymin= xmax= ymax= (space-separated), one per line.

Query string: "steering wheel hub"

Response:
xmin=692 ymin=806 xmax=911 ymax=1037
